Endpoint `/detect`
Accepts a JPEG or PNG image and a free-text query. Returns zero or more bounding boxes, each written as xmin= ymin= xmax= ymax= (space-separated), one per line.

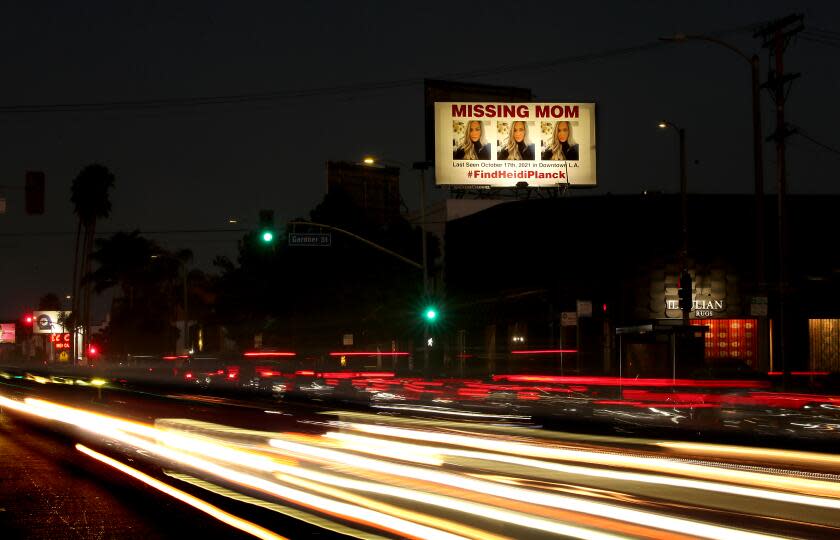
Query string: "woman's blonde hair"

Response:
xmin=456 ymin=120 xmax=487 ymax=160
xmin=504 ymin=121 xmax=529 ymax=160
xmin=547 ymin=121 xmax=577 ymax=160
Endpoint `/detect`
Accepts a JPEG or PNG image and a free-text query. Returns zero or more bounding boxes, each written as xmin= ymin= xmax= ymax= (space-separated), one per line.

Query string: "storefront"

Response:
xmin=444 ymin=193 xmax=839 ymax=375
xmin=690 ymin=319 xmax=759 ymax=367
xmin=638 ymin=258 xmax=767 ymax=371
xmin=809 ymin=319 xmax=840 ymax=372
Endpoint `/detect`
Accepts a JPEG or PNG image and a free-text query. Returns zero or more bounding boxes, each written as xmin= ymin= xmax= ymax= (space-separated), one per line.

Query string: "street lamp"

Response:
xmin=660 ymin=33 xmax=765 ymax=290
xmin=361 ymin=156 xmax=431 ymax=295
xmin=362 ymin=155 xmax=434 ymax=372
xmin=661 ymin=34 xmax=775 ymax=373
xmin=658 ymin=121 xmax=690 ymax=324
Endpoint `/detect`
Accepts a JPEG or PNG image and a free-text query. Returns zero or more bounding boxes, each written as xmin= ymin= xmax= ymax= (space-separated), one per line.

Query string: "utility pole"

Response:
xmin=750 ymin=53 xmax=766 ymax=292
xmin=755 ymin=13 xmax=803 ymax=380
xmin=658 ymin=34 xmax=768 ymax=367
xmin=679 ymin=126 xmax=688 ymax=293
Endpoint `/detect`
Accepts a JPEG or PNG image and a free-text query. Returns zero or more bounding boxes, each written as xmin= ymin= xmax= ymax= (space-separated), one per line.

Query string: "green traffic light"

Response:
xmin=424 ymin=308 xmax=438 ymax=321
xmin=261 ymin=231 xmax=274 ymax=243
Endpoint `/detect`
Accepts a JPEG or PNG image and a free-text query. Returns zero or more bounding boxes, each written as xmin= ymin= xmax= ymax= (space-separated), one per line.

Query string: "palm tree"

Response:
xmin=70 ymin=164 xmax=115 ymax=364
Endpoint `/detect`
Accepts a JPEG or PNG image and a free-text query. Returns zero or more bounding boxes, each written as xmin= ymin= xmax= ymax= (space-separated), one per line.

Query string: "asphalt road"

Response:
xmin=0 ymin=411 xmax=253 ymax=540
xmin=2 ymin=377 xmax=840 ymax=539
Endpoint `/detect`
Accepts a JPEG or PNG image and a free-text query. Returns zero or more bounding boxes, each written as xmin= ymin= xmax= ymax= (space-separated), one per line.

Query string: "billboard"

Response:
xmin=0 ymin=323 xmax=14 ymax=344
xmin=434 ymin=102 xmax=597 ymax=188
xmin=424 ymin=79 xmax=532 ymax=163
xmin=32 ymin=311 xmax=69 ymax=334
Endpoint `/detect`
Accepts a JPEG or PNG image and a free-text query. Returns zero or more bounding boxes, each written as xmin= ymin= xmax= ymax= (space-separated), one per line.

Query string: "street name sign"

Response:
xmin=289 ymin=233 xmax=331 ymax=247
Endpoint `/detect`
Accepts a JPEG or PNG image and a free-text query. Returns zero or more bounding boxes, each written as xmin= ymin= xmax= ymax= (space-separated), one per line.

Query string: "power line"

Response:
xmin=800 ymin=34 xmax=840 ymax=49
xmin=795 ymin=131 xmax=840 ymax=157
xmin=0 ymin=227 xmax=251 ymax=238
xmin=808 ymin=26 xmax=840 ymax=39
xmin=0 ymin=24 xmax=755 ymax=116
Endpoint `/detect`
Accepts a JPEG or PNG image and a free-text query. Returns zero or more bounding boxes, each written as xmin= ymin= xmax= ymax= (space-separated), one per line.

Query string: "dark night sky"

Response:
xmin=1 ymin=1 xmax=838 ymax=318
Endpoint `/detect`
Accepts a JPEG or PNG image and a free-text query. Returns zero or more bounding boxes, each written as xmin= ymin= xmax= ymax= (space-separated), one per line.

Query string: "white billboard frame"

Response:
xmin=434 ymin=101 xmax=597 ymax=188
xmin=32 ymin=311 xmax=70 ymax=335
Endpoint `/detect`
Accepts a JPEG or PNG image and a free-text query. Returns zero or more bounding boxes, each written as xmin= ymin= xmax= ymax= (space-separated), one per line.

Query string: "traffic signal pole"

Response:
xmin=417 ymin=164 xmax=431 ymax=373
xmin=287 ymin=221 xmax=422 ymax=270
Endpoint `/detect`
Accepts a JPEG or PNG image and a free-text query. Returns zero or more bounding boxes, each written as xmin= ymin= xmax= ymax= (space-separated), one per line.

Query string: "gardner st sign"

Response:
xmin=288 ymin=233 xmax=331 ymax=247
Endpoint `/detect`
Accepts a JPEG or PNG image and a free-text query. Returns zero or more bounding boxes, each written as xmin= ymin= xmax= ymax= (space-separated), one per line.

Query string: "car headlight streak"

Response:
xmin=3 ymin=393 xmax=836 ymax=540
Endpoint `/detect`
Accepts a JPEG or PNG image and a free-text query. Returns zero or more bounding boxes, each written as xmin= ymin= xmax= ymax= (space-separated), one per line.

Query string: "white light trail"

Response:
xmin=325 ymin=432 xmax=840 ymax=511
xmin=268 ymin=438 xmax=782 ymax=540
xmin=75 ymin=444 xmax=286 ymax=540
xmin=342 ymin=423 xmax=840 ymax=499
xmin=1 ymin=396 xmax=469 ymax=540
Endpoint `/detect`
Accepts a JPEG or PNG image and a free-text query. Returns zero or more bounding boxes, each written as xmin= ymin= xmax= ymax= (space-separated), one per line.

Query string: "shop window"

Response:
xmin=691 ymin=319 xmax=759 ymax=367
xmin=809 ymin=319 xmax=840 ymax=372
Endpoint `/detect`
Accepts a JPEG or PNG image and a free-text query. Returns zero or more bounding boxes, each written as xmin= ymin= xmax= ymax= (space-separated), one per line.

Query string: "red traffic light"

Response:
xmin=88 ymin=345 xmax=99 ymax=356
xmin=23 ymin=314 xmax=33 ymax=325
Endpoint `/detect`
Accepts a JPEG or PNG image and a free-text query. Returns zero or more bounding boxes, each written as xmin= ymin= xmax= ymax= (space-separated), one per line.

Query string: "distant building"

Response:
xmin=326 ymin=161 xmax=401 ymax=226
xmin=444 ymin=193 xmax=840 ymax=375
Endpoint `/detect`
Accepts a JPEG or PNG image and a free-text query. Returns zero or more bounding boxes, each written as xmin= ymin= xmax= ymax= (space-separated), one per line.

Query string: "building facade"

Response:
xmin=443 ymin=193 xmax=839 ymax=375
xmin=326 ymin=161 xmax=401 ymax=226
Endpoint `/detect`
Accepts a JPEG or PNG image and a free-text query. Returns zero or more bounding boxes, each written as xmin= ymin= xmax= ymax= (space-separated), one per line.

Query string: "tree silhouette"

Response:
xmin=70 ymin=164 xmax=115 ymax=363
xmin=214 ymin=191 xmax=438 ymax=352
xmin=86 ymin=232 xmax=185 ymax=356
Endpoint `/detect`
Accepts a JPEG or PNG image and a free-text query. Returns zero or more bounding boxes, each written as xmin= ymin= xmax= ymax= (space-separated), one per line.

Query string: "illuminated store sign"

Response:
xmin=50 ymin=333 xmax=71 ymax=349
xmin=666 ymin=298 xmax=725 ymax=318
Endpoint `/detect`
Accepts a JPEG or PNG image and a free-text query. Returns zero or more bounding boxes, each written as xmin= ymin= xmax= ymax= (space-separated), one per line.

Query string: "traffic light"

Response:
xmin=423 ymin=306 xmax=439 ymax=323
xmin=678 ymin=270 xmax=693 ymax=312
xmin=23 ymin=314 xmax=33 ymax=325
xmin=25 ymin=171 xmax=45 ymax=215
xmin=258 ymin=209 xmax=275 ymax=244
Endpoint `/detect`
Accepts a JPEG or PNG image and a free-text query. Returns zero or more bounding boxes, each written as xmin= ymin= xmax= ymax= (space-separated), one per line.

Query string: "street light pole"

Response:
xmin=660 ymin=34 xmax=767 ymax=293
xmin=360 ymin=157 xmax=436 ymax=373
xmin=679 ymin=126 xmax=688 ymax=272
xmin=679 ymin=127 xmax=690 ymax=326
xmin=660 ymin=35 xmax=766 ymax=298
xmin=287 ymin=220 xmax=422 ymax=270
xmin=661 ymin=34 xmax=770 ymax=367
xmin=659 ymin=121 xmax=689 ymax=323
